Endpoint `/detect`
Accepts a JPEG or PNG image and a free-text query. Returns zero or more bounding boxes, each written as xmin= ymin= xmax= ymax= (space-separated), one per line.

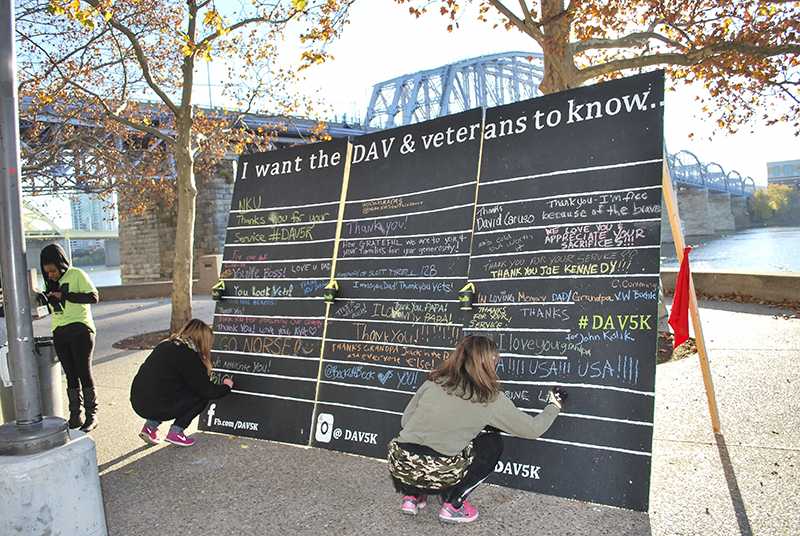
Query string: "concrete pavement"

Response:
xmin=35 ymin=297 xmax=800 ymax=535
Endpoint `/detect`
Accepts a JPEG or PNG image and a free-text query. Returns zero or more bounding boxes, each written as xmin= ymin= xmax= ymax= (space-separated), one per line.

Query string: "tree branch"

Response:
xmin=572 ymin=31 xmax=685 ymax=53
xmin=83 ymin=0 xmax=180 ymax=115
xmin=488 ymin=0 xmax=544 ymax=44
xmin=577 ymin=41 xmax=800 ymax=83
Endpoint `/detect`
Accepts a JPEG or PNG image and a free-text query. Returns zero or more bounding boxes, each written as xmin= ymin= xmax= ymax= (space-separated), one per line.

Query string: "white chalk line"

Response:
xmin=340 ymin=229 xmax=471 ymax=242
xmin=220 ymin=296 xmax=323 ymax=301
xmin=477 ymin=184 xmax=661 ymax=208
xmin=346 ymin=180 xmax=476 ymax=204
xmin=319 ymin=380 xmax=413 ymax=395
xmin=338 ymin=253 xmax=470 ymax=261
xmin=224 ymin=238 xmax=335 ymax=247
xmin=481 ymin=158 xmax=663 ymax=187
xmin=214 ymin=331 xmax=323 ymax=341
xmin=343 ymin=203 xmax=474 ymax=223
xmin=215 ymin=369 xmax=317 ymax=383
xmin=336 ymin=297 xmax=459 ymax=303
xmin=322 ymin=359 xmax=428 ymax=373
xmin=230 ymin=389 xmax=315 ymax=404
xmin=228 ymin=220 xmax=336 ymax=230
xmin=475 ymin=301 xmax=575 ymax=306
xmin=471 ymin=245 xmax=660 ymax=259
xmin=328 ymin=317 xmax=462 ymax=327
xmin=326 ymin=338 xmax=454 ymax=352
xmin=337 ymin=276 xmax=464 ymax=281
xmin=230 ymin=199 xmax=339 ymax=213
xmin=474 ymin=217 xmax=661 ymax=236
xmin=223 ymin=257 xmax=331 ymax=264
xmin=221 ymin=277 xmax=329 ymax=282
xmin=464 ymin=327 xmax=570 ymax=333
xmin=520 ymin=407 xmax=653 ymax=427
xmin=472 ymin=273 xmax=660 ymax=282
xmin=499 ymin=379 xmax=654 ymax=396
xmin=213 ymin=349 xmax=320 ymax=362
xmin=214 ymin=313 xmax=326 ymax=321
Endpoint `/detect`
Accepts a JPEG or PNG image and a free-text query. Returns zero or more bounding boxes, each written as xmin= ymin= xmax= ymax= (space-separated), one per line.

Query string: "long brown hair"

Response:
xmin=171 ymin=319 xmax=214 ymax=375
xmin=429 ymin=335 xmax=500 ymax=403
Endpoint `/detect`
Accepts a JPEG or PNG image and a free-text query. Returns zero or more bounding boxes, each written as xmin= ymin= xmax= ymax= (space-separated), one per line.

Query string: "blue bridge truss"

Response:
xmin=365 ymin=52 xmax=756 ymax=197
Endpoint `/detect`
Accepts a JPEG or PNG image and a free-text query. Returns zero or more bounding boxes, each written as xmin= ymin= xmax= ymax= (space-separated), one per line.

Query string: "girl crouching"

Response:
xmin=130 ymin=319 xmax=232 ymax=447
xmin=388 ymin=335 xmax=566 ymax=523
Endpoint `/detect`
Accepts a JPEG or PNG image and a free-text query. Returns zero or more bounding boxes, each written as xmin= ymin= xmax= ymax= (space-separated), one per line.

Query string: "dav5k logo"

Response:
xmin=206 ymin=403 xmax=260 ymax=431
xmin=314 ymin=413 xmax=378 ymax=445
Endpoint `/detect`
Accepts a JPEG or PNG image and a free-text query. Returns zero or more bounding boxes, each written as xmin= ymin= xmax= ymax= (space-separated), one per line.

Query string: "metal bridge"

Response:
xmin=365 ymin=51 xmax=544 ymax=130
xmin=365 ymin=52 xmax=756 ymax=197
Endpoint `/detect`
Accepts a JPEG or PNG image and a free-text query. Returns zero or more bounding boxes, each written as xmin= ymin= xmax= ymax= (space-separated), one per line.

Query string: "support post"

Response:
xmin=662 ymin=159 xmax=722 ymax=434
xmin=0 ymin=0 xmax=68 ymax=454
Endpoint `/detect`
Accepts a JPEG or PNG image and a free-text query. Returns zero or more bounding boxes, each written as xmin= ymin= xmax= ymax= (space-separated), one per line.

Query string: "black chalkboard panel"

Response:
xmin=311 ymin=109 xmax=483 ymax=457
xmin=467 ymin=71 xmax=664 ymax=511
xmin=200 ymin=139 xmax=349 ymax=445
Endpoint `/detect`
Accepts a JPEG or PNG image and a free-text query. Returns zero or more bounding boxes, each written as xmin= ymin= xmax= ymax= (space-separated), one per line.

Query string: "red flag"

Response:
xmin=669 ymin=246 xmax=693 ymax=348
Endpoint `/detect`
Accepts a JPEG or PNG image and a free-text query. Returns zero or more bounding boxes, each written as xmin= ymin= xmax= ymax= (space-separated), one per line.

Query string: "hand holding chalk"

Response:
xmin=547 ymin=387 xmax=568 ymax=408
xmin=223 ymin=378 xmax=234 ymax=388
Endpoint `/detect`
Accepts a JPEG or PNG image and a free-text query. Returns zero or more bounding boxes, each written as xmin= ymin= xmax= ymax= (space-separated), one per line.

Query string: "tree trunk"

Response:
xmin=170 ymin=122 xmax=196 ymax=333
xmin=538 ymin=0 xmax=578 ymax=94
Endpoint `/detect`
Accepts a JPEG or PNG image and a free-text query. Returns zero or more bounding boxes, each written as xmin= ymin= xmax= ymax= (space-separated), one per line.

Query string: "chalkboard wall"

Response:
xmin=201 ymin=71 xmax=664 ymax=511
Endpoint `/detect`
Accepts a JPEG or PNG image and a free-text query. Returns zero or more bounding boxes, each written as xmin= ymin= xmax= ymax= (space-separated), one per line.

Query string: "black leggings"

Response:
xmin=393 ymin=431 xmax=503 ymax=507
xmin=136 ymin=396 xmax=208 ymax=430
xmin=53 ymin=322 xmax=95 ymax=390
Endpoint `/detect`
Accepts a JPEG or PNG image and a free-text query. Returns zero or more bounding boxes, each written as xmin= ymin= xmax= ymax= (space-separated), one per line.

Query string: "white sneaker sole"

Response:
xmin=139 ymin=432 xmax=160 ymax=446
xmin=165 ymin=437 xmax=195 ymax=447
xmin=438 ymin=511 xmax=479 ymax=524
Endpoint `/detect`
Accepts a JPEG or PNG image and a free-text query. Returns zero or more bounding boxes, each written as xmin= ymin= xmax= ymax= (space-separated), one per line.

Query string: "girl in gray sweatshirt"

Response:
xmin=388 ymin=335 xmax=566 ymax=524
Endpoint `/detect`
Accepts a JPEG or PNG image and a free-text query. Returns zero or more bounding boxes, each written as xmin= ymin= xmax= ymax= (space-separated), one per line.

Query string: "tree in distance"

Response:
xmin=395 ymin=0 xmax=799 ymax=133
xmin=16 ymin=0 xmax=354 ymax=330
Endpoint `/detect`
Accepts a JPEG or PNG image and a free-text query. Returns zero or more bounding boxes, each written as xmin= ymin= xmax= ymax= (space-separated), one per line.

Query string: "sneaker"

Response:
xmin=165 ymin=430 xmax=195 ymax=447
xmin=438 ymin=500 xmax=479 ymax=524
xmin=400 ymin=495 xmax=427 ymax=515
xmin=138 ymin=425 xmax=160 ymax=446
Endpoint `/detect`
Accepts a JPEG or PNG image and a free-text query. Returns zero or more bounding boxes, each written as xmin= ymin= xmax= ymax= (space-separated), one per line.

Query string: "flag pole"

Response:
xmin=662 ymin=158 xmax=721 ymax=433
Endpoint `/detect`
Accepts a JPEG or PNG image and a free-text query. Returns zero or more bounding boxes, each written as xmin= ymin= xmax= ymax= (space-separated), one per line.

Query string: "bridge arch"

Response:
xmin=365 ymin=52 xmax=545 ymax=130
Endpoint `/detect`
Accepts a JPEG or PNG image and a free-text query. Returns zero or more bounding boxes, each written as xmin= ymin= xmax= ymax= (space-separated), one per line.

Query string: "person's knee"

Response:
xmin=475 ymin=431 xmax=504 ymax=462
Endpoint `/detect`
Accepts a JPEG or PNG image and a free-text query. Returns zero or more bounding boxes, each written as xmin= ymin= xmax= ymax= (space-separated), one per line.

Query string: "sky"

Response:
xmin=34 ymin=1 xmax=798 ymax=227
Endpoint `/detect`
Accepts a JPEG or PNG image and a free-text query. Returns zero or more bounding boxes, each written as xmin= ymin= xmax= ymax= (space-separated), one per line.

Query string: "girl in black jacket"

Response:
xmin=130 ymin=319 xmax=232 ymax=447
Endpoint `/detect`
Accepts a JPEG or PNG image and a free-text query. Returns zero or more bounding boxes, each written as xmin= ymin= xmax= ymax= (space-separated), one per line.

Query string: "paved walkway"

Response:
xmin=34 ymin=297 xmax=800 ymax=535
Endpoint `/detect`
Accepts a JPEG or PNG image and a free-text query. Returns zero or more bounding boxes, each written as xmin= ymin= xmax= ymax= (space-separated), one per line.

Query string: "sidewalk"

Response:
xmin=43 ymin=297 xmax=799 ymax=535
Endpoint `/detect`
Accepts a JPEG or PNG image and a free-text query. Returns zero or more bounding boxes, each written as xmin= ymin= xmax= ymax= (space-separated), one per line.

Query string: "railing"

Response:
xmin=667 ymin=149 xmax=755 ymax=197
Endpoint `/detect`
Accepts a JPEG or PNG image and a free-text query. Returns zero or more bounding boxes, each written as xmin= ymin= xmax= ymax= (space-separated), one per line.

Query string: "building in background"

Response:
xmin=69 ymin=193 xmax=118 ymax=264
xmin=767 ymin=159 xmax=800 ymax=190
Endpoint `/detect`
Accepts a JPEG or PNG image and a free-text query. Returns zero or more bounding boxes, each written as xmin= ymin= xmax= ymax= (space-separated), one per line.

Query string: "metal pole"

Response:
xmin=0 ymin=0 xmax=68 ymax=455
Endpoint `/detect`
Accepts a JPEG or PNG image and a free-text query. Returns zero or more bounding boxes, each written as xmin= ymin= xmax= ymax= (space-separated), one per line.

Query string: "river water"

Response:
xmin=58 ymin=227 xmax=799 ymax=288
xmin=660 ymin=226 xmax=800 ymax=273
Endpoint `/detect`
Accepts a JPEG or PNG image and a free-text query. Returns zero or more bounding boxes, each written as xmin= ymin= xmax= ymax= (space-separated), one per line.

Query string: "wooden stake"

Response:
xmin=662 ymin=159 xmax=722 ymax=434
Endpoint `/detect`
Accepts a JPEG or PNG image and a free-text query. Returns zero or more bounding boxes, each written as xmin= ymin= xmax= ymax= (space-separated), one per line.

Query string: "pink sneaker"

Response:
xmin=165 ymin=430 xmax=195 ymax=447
xmin=138 ymin=425 xmax=160 ymax=446
xmin=438 ymin=500 xmax=479 ymax=523
xmin=400 ymin=495 xmax=427 ymax=515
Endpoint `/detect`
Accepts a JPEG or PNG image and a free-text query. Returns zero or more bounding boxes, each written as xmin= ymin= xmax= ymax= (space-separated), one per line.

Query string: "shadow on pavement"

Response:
xmin=715 ymin=433 xmax=754 ymax=536
xmin=101 ymin=432 xmax=652 ymax=536
xmin=98 ymin=444 xmax=151 ymax=473
xmin=91 ymin=300 xmax=169 ymax=322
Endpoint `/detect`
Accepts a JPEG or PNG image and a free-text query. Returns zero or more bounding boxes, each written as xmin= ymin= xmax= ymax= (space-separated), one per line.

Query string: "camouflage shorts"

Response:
xmin=387 ymin=439 xmax=474 ymax=490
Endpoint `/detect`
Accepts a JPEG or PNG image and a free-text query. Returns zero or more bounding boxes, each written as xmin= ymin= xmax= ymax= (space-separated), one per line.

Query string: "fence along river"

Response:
xmin=203 ymin=71 xmax=664 ymax=511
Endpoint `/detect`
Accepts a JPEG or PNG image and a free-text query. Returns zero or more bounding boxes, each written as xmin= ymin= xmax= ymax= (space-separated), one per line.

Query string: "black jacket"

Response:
xmin=130 ymin=339 xmax=230 ymax=419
